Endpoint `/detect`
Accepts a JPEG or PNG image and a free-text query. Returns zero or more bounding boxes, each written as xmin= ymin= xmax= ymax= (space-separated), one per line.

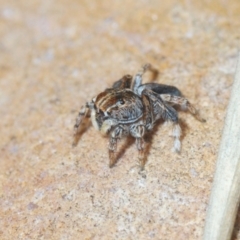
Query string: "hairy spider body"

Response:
xmin=74 ymin=64 xmax=205 ymax=169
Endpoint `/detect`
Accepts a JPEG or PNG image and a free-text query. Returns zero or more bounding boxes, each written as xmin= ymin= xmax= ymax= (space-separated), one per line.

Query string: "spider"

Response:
xmin=74 ymin=64 xmax=205 ymax=169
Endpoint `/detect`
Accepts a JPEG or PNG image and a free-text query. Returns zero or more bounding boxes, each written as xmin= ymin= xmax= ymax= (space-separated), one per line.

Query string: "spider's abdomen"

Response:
xmin=95 ymin=89 xmax=144 ymax=124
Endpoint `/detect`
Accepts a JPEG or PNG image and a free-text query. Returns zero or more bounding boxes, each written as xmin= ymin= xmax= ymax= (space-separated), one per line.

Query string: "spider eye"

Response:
xmin=119 ymin=99 xmax=125 ymax=105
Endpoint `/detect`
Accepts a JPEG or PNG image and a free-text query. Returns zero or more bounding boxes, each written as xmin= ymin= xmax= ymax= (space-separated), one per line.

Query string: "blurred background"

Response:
xmin=0 ymin=0 xmax=240 ymax=239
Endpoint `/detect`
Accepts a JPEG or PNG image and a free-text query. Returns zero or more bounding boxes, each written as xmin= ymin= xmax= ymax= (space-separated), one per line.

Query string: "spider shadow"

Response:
xmin=148 ymin=65 xmax=159 ymax=82
xmin=72 ymin=119 xmax=91 ymax=147
xmin=141 ymin=120 xmax=165 ymax=169
xmin=112 ymin=137 xmax=136 ymax=167
xmin=111 ymin=108 xmax=191 ymax=169
xmin=141 ymin=117 xmax=190 ymax=169
xmin=111 ymin=118 xmax=189 ymax=170
xmin=177 ymin=117 xmax=189 ymax=140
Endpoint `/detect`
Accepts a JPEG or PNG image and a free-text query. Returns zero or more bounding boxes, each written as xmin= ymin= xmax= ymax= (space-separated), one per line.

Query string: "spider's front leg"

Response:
xmin=130 ymin=124 xmax=146 ymax=169
xmin=74 ymin=102 xmax=93 ymax=135
xmin=108 ymin=126 xmax=126 ymax=168
xmin=160 ymin=94 xmax=206 ymax=122
xmin=132 ymin=63 xmax=151 ymax=93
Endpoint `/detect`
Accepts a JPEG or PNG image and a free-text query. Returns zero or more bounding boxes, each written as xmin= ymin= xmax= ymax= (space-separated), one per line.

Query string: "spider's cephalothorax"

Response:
xmin=74 ymin=64 xmax=205 ymax=169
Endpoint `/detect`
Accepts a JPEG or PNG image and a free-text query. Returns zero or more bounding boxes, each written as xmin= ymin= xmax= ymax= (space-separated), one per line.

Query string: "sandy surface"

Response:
xmin=0 ymin=0 xmax=240 ymax=239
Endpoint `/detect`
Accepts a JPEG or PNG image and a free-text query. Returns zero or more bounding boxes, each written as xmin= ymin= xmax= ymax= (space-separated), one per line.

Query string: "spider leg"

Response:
xmin=160 ymin=94 xmax=206 ymax=122
xmin=142 ymin=94 xmax=154 ymax=130
xmin=108 ymin=126 xmax=126 ymax=168
xmin=142 ymin=88 xmax=182 ymax=152
xmin=132 ymin=63 xmax=151 ymax=93
xmin=130 ymin=124 xmax=146 ymax=169
xmin=170 ymin=122 xmax=182 ymax=153
xmin=74 ymin=102 xmax=93 ymax=134
xmin=138 ymin=83 xmax=182 ymax=96
xmin=112 ymin=74 xmax=133 ymax=89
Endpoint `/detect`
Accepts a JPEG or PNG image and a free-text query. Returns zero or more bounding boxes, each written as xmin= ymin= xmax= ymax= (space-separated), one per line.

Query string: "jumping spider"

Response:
xmin=74 ymin=64 xmax=205 ymax=169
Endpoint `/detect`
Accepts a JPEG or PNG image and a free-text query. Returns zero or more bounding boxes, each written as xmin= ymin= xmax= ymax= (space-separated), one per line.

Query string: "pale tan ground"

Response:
xmin=0 ymin=0 xmax=240 ymax=239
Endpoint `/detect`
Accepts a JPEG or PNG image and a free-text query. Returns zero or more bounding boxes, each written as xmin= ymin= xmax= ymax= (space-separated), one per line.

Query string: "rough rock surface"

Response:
xmin=0 ymin=0 xmax=240 ymax=239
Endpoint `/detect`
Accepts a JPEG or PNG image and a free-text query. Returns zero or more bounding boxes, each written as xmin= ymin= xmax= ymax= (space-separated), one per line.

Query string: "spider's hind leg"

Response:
xmin=160 ymin=94 xmax=206 ymax=122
